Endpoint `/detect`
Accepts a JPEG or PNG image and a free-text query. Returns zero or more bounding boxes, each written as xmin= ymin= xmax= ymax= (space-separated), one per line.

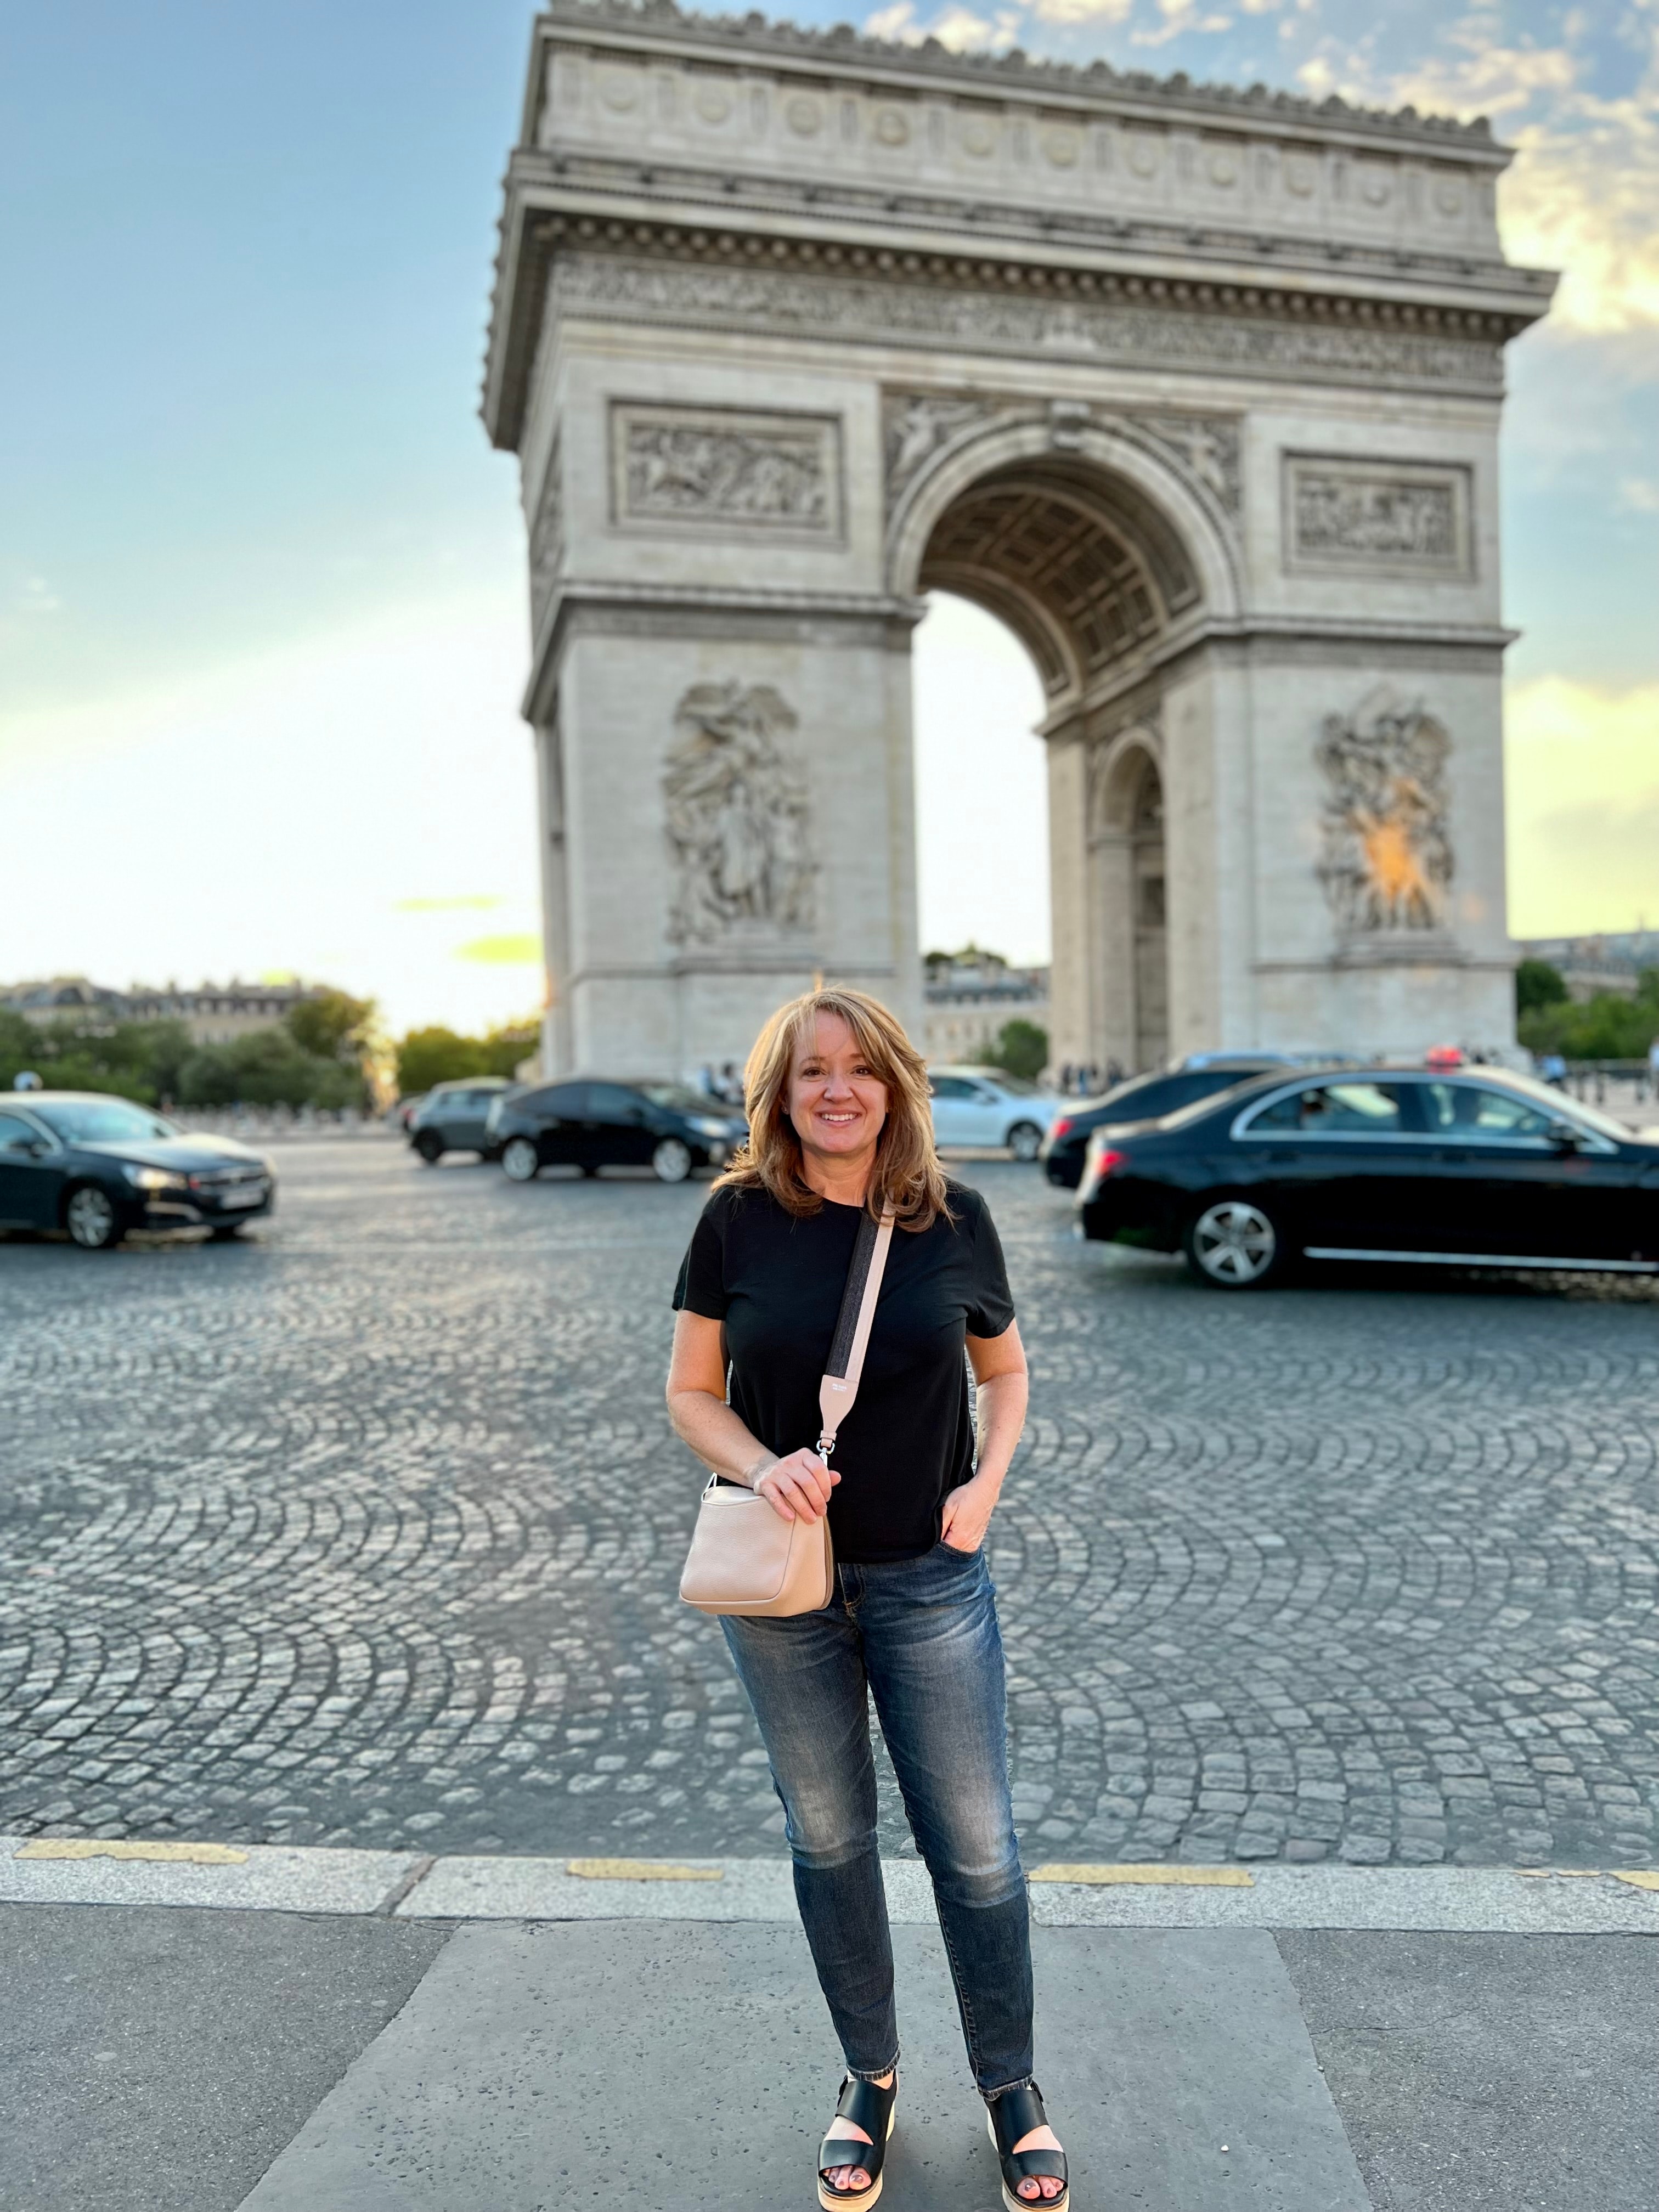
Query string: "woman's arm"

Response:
xmin=665 ymin=1309 xmax=838 ymax=1524
xmin=939 ymin=1320 xmax=1029 ymax=1553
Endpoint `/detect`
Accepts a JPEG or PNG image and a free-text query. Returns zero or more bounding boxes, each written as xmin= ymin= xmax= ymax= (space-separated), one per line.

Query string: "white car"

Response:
xmin=927 ymin=1066 xmax=1060 ymax=1160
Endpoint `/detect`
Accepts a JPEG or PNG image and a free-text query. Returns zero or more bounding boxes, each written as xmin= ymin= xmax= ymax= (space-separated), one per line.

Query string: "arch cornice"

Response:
xmin=885 ymin=411 xmax=1244 ymax=629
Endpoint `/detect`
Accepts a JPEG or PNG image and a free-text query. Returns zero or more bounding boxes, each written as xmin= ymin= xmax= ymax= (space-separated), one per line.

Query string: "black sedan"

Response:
xmin=487 ymin=1079 xmax=748 ymax=1184
xmin=0 ymin=1092 xmax=275 ymax=1249
xmin=1076 ymin=1067 xmax=1659 ymax=1289
xmin=1040 ymin=1056 xmax=1299 ymax=1189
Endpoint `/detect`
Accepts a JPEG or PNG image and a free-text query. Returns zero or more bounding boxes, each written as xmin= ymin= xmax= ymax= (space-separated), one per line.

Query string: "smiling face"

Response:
xmin=786 ymin=1011 xmax=889 ymax=1176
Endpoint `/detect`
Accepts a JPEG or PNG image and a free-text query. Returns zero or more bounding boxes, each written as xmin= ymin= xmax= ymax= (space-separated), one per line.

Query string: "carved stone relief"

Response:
xmin=882 ymin=389 xmax=1242 ymax=531
xmin=612 ymin=403 xmax=842 ymax=537
xmin=1316 ymin=687 xmax=1453 ymax=935
xmin=558 ymin=257 xmax=1505 ymax=398
xmin=664 ymin=682 xmax=815 ymax=944
xmin=1285 ymin=455 xmax=1472 ymax=577
xmin=528 ymin=431 xmax=563 ymax=623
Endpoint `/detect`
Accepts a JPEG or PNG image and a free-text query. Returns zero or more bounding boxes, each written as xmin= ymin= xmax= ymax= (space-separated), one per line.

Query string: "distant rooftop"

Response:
xmin=540 ymin=0 xmax=1498 ymax=149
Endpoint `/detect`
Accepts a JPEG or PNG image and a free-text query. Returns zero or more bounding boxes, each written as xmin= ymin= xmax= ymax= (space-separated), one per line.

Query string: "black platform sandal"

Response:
xmin=986 ymin=2080 xmax=1069 ymax=2212
xmin=817 ymin=2073 xmax=898 ymax=2210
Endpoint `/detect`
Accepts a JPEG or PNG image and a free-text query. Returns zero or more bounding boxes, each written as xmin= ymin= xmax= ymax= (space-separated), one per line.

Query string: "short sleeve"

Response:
xmin=672 ymin=1192 xmax=732 ymax=1318
xmin=963 ymin=1192 xmax=1015 ymax=1339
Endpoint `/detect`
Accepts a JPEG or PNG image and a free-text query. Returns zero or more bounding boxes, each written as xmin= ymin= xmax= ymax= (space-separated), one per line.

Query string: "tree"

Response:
xmin=178 ymin=1028 xmax=364 ymax=1110
xmin=1515 ymin=959 xmax=1568 ymax=1018
xmin=396 ymin=1022 xmax=538 ymax=1097
xmin=286 ymin=988 xmax=374 ymax=1063
xmin=984 ymin=1018 xmax=1049 ymax=1082
xmin=1519 ymin=981 xmax=1659 ymax=1062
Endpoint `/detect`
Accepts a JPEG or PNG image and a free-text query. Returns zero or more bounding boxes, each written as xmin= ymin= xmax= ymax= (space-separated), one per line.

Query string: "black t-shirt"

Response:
xmin=672 ymin=1180 xmax=1015 ymax=1564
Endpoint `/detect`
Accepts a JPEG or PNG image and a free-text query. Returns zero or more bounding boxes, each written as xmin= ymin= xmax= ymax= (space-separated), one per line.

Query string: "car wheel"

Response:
xmin=1184 ymin=1198 xmax=1285 ymax=1290
xmin=1007 ymin=1121 xmax=1043 ymax=1163
xmin=652 ymin=1136 xmax=693 ymax=1183
xmin=208 ymin=1223 xmax=247 ymax=1241
xmin=415 ymin=1130 xmax=444 ymax=1164
xmin=65 ymin=1184 xmax=123 ymax=1250
xmin=501 ymin=1137 xmax=540 ymax=1183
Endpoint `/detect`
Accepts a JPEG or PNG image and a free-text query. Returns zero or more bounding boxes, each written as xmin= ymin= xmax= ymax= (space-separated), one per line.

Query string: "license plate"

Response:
xmin=218 ymin=1185 xmax=267 ymax=1209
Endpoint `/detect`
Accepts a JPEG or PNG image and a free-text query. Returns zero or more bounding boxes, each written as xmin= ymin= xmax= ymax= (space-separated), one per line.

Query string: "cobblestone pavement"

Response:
xmin=2 ymin=1139 xmax=1657 ymax=1869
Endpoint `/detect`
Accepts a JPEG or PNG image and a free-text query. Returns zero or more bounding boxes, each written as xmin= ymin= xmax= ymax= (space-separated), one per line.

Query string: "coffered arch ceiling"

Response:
xmin=917 ymin=460 xmax=1201 ymax=706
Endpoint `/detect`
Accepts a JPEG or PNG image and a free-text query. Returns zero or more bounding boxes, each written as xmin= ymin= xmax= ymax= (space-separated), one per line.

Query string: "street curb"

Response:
xmin=3 ymin=1836 xmax=1656 ymax=1933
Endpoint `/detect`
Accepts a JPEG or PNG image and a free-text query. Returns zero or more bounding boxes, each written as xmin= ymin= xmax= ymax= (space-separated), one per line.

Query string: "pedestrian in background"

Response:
xmin=666 ymin=986 xmax=1068 ymax=2209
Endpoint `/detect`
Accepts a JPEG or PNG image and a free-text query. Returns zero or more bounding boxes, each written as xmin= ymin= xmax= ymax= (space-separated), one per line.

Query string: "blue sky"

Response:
xmin=2 ymin=1 xmax=1655 ymax=1025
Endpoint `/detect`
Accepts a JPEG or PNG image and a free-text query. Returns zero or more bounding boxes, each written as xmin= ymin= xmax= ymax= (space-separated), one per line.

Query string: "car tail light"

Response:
xmin=1051 ymin=1116 xmax=1074 ymax=1142
xmin=1093 ymin=1147 xmax=1128 ymax=1176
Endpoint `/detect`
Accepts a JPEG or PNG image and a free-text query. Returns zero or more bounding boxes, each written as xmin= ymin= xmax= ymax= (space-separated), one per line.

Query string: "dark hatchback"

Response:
xmin=488 ymin=1079 xmax=748 ymax=1184
xmin=1076 ymin=1066 xmax=1659 ymax=1289
xmin=1040 ymin=1056 xmax=1299 ymax=1189
xmin=0 ymin=1092 xmax=275 ymax=1250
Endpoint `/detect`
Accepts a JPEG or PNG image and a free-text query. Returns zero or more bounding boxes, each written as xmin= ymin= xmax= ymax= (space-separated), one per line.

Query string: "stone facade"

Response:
xmin=485 ymin=0 xmax=1553 ymax=1077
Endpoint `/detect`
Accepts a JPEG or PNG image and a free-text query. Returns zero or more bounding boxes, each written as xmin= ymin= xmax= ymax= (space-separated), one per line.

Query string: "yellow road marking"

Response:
xmin=565 ymin=1857 xmax=723 ymax=1883
xmin=1612 ymin=1870 xmax=1659 ymax=1892
xmin=15 ymin=1838 xmax=249 ymax=1865
xmin=1029 ymin=1862 xmax=1254 ymax=1888
xmin=1516 ymin=1867 xmax=1604 ymax=1880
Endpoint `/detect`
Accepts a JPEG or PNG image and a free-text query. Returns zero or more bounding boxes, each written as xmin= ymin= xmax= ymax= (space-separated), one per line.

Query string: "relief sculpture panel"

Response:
xmin=1316 ymin=687 xmax=1453 ymax=936
xmin=612 ymin=403 xmax=843 ymax=538
xmin=664 ymin=682 xmax=816 ymax=944
xmin=1285 ymin=454 xmax=1472 ymax=577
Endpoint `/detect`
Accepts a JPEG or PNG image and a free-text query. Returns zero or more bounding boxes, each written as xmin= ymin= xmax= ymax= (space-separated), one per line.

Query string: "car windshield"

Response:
xmin=985 ymin=1073 xmax=1040 ymax=1095
xmin=638 ymin=1083 xmax=735 ymax=1115
xmin=1500 ymin=1074 xmax=1634 ymax=1142
xmin=33 ymin=1100 xmax=178 ymax=1145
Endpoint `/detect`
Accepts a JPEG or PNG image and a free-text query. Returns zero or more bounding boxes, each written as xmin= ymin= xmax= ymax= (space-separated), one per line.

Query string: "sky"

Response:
xmin=1 ymin=1 xmax=1655 ymax=1030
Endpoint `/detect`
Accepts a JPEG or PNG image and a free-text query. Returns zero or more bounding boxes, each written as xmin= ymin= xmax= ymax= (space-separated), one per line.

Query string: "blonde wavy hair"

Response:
xmin=715 ymin=986 xmax=952 ymax=1231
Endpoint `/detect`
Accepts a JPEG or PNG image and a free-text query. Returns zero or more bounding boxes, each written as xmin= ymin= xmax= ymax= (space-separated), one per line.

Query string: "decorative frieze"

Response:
xmin=664 ymin=681 xmax=816 ymax=944
xmin=1316 ymin=687 xmax=1453 ymax=935
xmin=1285 ymin=455 xmax=1472 ymax=578
xmin=881 ymin=389 xmax=1242 ymax=526
xmin=611 ymin=402 xmax=842 ymax=539
xmin=558 ymin=254 xmax=1505 ymax=399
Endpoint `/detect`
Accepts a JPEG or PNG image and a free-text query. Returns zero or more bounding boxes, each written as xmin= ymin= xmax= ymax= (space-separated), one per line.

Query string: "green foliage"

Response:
xmin=0 ymin=1014 xmax=195 ymax=1104
xmin=285 ymin=988 xmax=374 ymax=1063
xmin=177 ymin=1028 xmax=364 ymax=1109
xmin=396 ymin=1023 xmax=539 ymax=1098
xmin=1518 ymin=972 xmax=1659 ymax=1062
xmin=984 ymin=1018 xmax=1050 ymax=1083
xmin=1515 ymin=959 xmax=1568 ymax=1017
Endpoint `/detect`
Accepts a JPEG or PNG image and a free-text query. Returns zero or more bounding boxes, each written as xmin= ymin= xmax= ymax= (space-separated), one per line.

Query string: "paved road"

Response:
xmin=2 ymin=1137 xmax=1656 ymax=1867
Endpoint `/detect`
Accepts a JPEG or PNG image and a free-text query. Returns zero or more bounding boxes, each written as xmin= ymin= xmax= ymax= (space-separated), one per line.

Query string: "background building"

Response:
xmin=1515 ymin=933 xmax=1659 ymax=1003
xmin=2 ymin=977 xmax=321 ymax=1048
xmin=922 ymin=950 xmax=1051 ymax=1065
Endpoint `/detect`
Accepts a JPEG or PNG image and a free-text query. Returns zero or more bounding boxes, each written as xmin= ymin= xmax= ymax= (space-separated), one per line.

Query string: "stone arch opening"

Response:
xmin=908 ymin=441 xmax=1207 ymax=1075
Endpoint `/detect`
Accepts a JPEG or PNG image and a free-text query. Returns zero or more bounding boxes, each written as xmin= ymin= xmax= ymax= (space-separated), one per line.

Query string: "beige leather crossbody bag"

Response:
xmin=679 ymin=1206 xmax=895 ymax=1618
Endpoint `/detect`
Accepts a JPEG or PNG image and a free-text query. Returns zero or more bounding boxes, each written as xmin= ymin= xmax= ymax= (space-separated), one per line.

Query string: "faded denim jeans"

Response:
xmin=721 ymin=1538 xmax=1034 ymax=2099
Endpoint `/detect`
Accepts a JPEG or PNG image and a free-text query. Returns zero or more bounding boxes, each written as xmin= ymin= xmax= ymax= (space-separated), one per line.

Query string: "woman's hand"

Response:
xmin=753 ymin=1449 xmax=840 ymax=1523
xmin=939 ymin=1476 xmax=996 ymax=1555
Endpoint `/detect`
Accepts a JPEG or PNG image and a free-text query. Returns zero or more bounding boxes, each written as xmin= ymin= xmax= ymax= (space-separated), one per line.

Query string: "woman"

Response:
xmin=666 ymin=987 xmax=1068 ymax=2211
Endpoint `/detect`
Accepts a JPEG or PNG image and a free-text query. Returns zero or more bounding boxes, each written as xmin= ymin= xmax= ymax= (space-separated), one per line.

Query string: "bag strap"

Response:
xmin=817 ymin=1206 xmax=896 ymax=1462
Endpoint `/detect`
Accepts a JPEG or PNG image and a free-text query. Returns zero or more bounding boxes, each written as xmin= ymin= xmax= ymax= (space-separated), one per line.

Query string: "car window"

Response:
xmin=1248 ymin=1082 xmax=1405 ymax=1135
xmin=31 ymin=1100 xmax=178 ymax=1144
xmin=1424 ymin=1083 xmax=1558 ymax=1141
xmin=588 ymin=1084 xmax=646 ymax=1123
xmin=527 ymin=1084 xmax=588 ymax=1118
xmin=930 ymin=1076 xmax=974 ymax=1100
xmin=990 ymin=1074 xmax=1040 ymax=1096
xmin=0 ymin=1111 xmax=42 ymax=1152
xmin=639 ymin=1082 xmax=727 ymax=1114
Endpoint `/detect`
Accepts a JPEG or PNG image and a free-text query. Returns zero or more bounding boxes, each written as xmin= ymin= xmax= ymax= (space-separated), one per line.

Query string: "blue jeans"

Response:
xmin=721 ymin=1539 xmax=1034 ymax=2100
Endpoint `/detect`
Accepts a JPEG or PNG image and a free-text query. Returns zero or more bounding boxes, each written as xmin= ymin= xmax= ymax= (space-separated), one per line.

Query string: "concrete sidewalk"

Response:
xmin=2 ymin=1870 xmax=1654 ymax=2212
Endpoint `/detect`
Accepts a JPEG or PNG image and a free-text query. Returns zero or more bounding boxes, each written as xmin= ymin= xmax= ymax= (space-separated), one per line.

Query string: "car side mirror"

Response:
xmin=1545 ymin=1120 xmax=1583 ymax=1152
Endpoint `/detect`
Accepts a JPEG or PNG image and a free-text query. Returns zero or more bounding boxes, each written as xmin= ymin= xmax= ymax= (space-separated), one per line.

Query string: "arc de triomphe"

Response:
xmin=483 ymin=0 xmax=1553 ymax=1077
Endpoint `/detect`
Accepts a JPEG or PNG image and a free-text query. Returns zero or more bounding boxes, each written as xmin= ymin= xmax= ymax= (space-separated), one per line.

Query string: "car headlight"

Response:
xmin=123 ymin=1165 xmax=188 ymax=1192
xmin=691 ymin=1117 xmax=732 ymax=1141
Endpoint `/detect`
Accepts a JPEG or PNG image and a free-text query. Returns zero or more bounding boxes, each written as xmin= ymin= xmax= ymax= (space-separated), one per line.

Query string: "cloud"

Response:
xmin=1505 ymin=675 xmax=1659 ymax=936
xmin=13 ymin=577 xmax=62 ymax=617
xmin=864 ymin=1 xmax=1022 ymax=46
xmin=1029 ymin=0 xmax=1133 ymax=24
xmin=394 ymin=895 xmax=507 ymax=913
xmin=454 ymin=934 xmax=545 ymax=966
xmin=1618 ymin=478 xmax=1659 ymax=514
xmin=1131 ymin=0 xmax=1232 ymax=41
